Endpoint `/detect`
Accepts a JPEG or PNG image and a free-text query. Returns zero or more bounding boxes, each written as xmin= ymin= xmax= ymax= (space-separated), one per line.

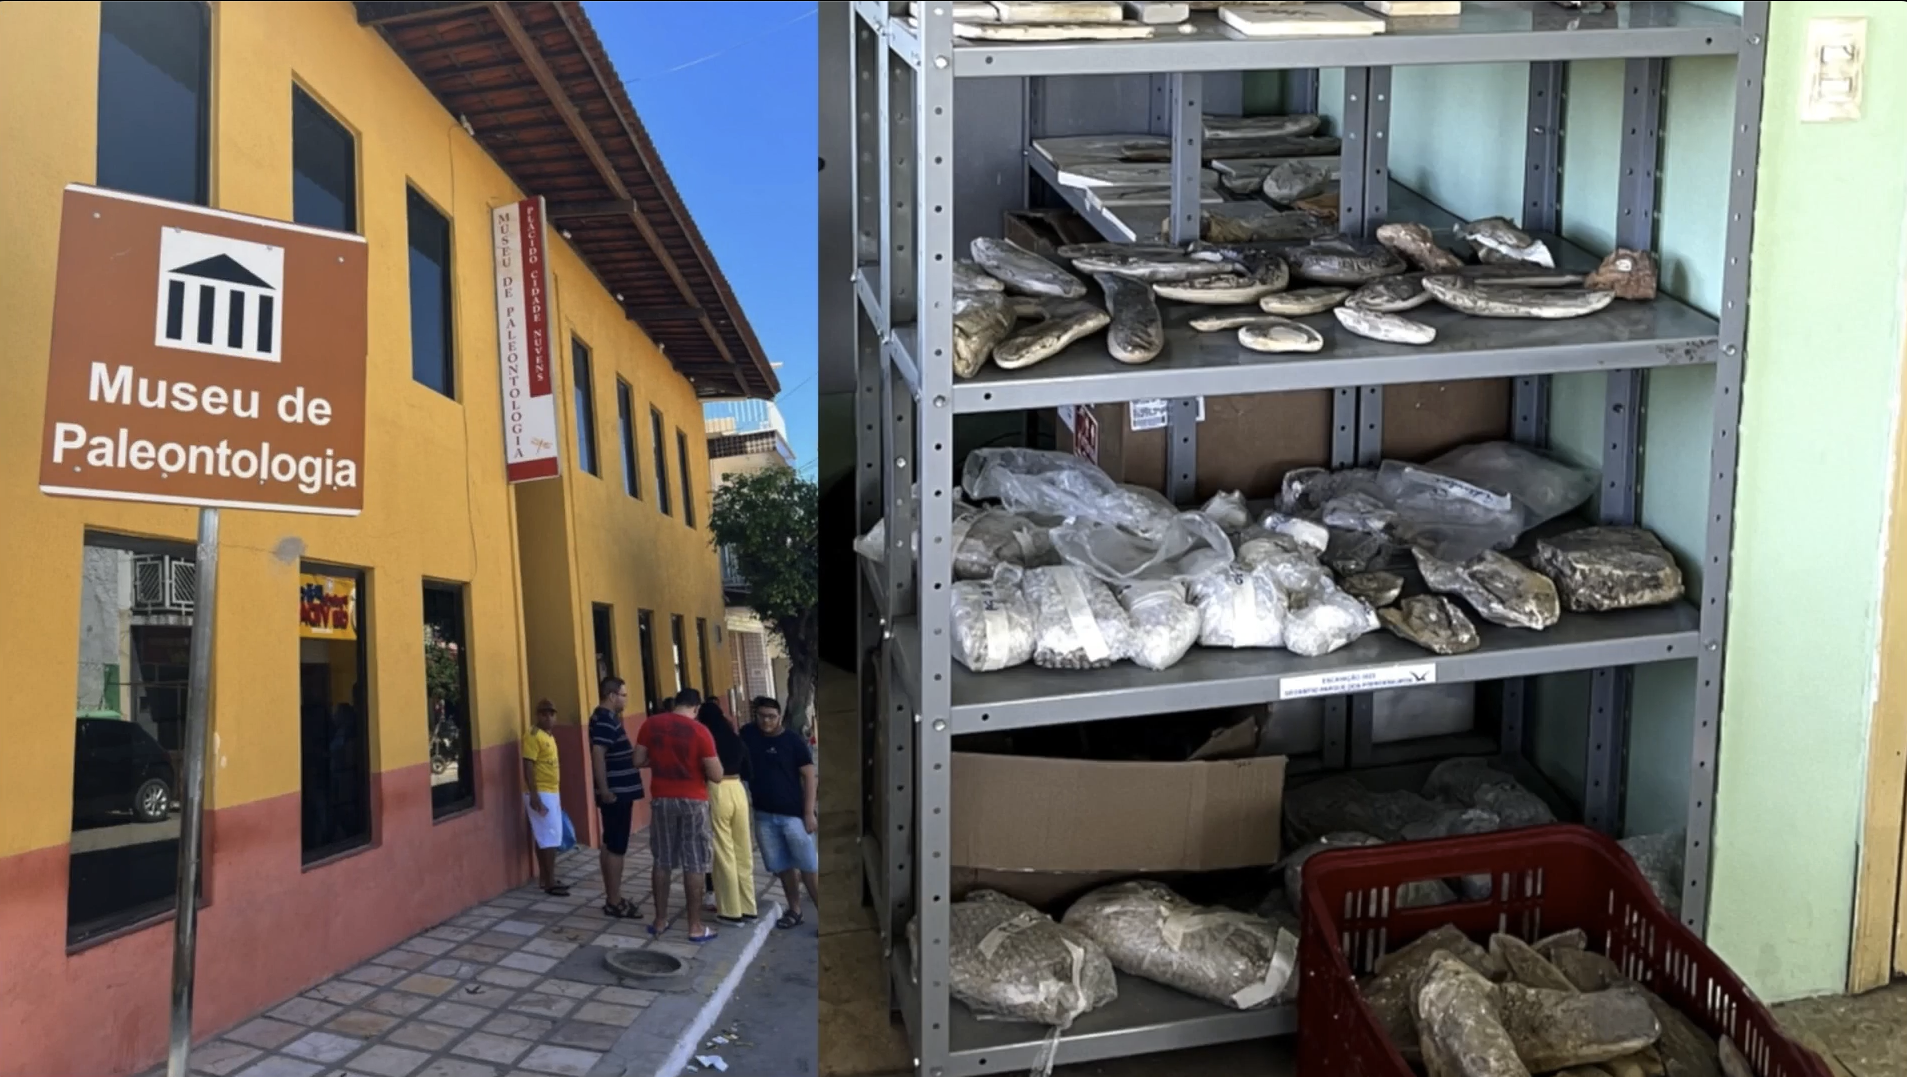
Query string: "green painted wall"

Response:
xmin=1246 ymin=1 xmax=1906 ymax=999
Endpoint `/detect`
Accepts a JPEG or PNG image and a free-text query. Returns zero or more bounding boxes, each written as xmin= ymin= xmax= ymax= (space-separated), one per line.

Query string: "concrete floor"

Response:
xmin=815 ymin=663 xmax=1906 ymax=1077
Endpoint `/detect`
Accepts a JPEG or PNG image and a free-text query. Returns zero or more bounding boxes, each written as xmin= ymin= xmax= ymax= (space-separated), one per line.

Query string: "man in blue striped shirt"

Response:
xmin=590 ymin=677 xmax=646 ymax=919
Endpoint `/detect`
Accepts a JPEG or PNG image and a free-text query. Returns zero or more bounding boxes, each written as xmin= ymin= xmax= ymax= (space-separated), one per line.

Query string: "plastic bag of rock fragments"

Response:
xmin=951 ymin=567 xmax=1037 ymax=673
xmin=1414 ymin=547 xmax=1561 ymax=630
xmin=1051 ymin=511 xmax=1234 ymax=586
xmin=1241 ymin=537 xmax=1379 ymax=657
xmin=1262 ymin=512 xmax=1330 ymax=555
xmin=1282 ymin=833 xmax=1458 ymax=912
xmin=962 ymin=448 xmax=1175 ymax=540
xmin=1189 ymin=563 xmax=1287 ymax=649
xmin=913 ymin=891 xmax=1118 ymax=1032
xmin=1062 ymin=881 xmax=1297 ymax=1010
xmin=1119 ymin=581 xmax=1201 ymax=671
xmin=1534 ymin=526 xmax=1686 ymax=612
xmin=1424 ymin=758 xmax=1556 ymax=829
xmin=951 ymin=503 xmax=1035 ymax=580
xmin=1384 ymin=441 xmax=1598 ymax=563
xmin=1201 ymin=490 xmax=1252 ymax=535
xmin=1401 ymin=808 xmax=1503 ymax=900
xmin=1284 ymin=775 xmax=1445 ymax=844
xmin=1023 ymin=566 xmax=1137 ymax=670
xmin=1620 ymin=831 xmax=1686 ymax=916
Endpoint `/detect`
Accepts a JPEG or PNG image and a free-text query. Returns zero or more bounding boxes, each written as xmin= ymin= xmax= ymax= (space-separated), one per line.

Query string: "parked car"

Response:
xmin=72 ymin=718 xmax=176 ymax=827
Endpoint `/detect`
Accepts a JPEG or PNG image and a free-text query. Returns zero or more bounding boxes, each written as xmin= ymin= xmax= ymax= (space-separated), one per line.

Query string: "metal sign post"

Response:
xmin=166 ymin=507 xmax=220 ymax=1077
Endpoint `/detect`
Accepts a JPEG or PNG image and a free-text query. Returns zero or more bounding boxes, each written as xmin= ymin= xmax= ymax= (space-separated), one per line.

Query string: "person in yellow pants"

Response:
xmin=697 ymin=698 xmax=758 ymax=924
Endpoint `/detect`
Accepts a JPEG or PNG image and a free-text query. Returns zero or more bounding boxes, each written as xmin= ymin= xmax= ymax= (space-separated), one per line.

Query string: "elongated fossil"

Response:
xmin=1258 ymin=287 xmax=1350 ymax=316
xmin=972 ymin=236 xmax=1087 ymax=299
xmin=1423 ymin=274 xmax=1616 ymax=319
xmin=1095 ymin=273 xmax=1166 ymax=365
xmin=993 ymin=300 xmax=1111 ymax=370
xmin=1334 ymin=304 xmax=1436 ymax=345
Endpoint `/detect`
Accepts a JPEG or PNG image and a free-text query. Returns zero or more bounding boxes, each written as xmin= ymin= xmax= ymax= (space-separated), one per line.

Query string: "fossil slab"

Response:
xmin=1534 ymin=527 xmax=1685 ymax=612
xmin=1350 ymin=273 xmax=1431 ymax=313
xmin=1535 ymin=930 xmax=1589 ymax=958
xmin=1155 ymin=256 xmax=1289 ymax=304
xmin=1456 ymin=216 xmax=1556 ymax=269
xmin=1377 ymin=221 xmax=1464 ymax=273
xmin=1416 ymin=953 xmax=1530 ymax=1077
xmin=1096 ymin=273 xmax=1166 ymax=365
xmin=994 ymin=301 xmax=1111 ymax=370
xmin=1239 ymin=318 xmax=1324 ymax=354
xmin=1262 ymin=157 xmax=1341 ymax=204
xmin=1175 ymin=205 xmax=1334 ymax=244
xmin=955 ymin=259 xmax=1007 ymax=293
xmin=1068 ymin=248 xmax=1234 ymax=284
xmin=909 ymin=1 xmax=999 ymax=20
xmin=1342 ymin=571 xmax=1403 ymax=608
xmin=1124 ymin=134 xmax=1342 ymax=164
xmin=1206 ymin=112 xmax=1323 ymax=140
xmin=1624 ymin=984 xmax=1721 ymax=1077
xmin=1584 ymin=248 xmax=1660 ymax=301
xmin=1190 ymin=309 xmax=1282 ymax=332
xmin=1125 ymin=2 xmax=1192 ymax=25
xmin=1550 ymin=949 xmax=1623 ymax=994
xmin=1496 ymin=982 xmax=1661 ymax=1072
xmin=1415 ymin=549 xmax=1561 ymax=631
xmin=1379 ymin=595 xmax=1481 ymax=655
xmin=1336 ymin=304 xmax=1436 ymax=345
xmin=1491 ymin=934 xmax=1579 ymax=993
xmin=1458 ymin=263 xmax=1586 ymax=287
xmin=1295 ymin=190 xmax=1340 ymax=220
xmin=973 ymin=236 xmax=1087 ymax=299
xmin=1291 ymin=239 xmax=1408 ymax=285
xmin=953 ymin=292 xmax=1017 ymax=378
xmin=1260 ymin=286 xmax=1350 ymax=315
xmin=1423 ymin=274 xmax=1616 ymax=319
xmin=991 ymin=1 xmax=1124 ymax=22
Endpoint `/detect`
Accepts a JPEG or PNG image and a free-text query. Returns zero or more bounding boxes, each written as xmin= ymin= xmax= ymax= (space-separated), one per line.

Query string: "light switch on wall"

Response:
xmin=1801 ymin=16 xmax=1867 ymax=123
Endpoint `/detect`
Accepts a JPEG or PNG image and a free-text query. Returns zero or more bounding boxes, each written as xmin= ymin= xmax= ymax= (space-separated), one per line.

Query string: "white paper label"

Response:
xmin=1055 ymin=569 xmax=1111 ymax=663
xmin=1129 ymin=397 xmax=1208 ymax=432
xmin=1280 ymin=663 xmax=1438 ymax=700
xmin=1398 ymin=466 xmax=1512 ymax=514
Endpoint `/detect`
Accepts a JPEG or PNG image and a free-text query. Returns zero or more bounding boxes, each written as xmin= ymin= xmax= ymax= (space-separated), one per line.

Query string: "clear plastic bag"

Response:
xmin=1262 ymin=512 xmax=1330 ymax=555
xmin=1119 ymin=581 xmax=1201 ymax=671
xmin=1190 ymin=564 xmax=1286 ymax=649
xmin=953 ymin=504 xmax=1040 ymax=581
xmin=912 ymin=890 xmax=1118 ymax=1030
xmin=1240 ymin=538 xmax=1378 ymax=657
xmin=1201 ymin=490 xmax=1252 ymax=535
xmin=962 ymin=448 xmax=1176 ymax=539
xmin=1023 ymin=566 xmax=1137 ymax=670
xmin=1424 ymin=758 xmax=1556 ymax=829
xmin=1284 ymin=775 xmax=1446 ymax=844
xmin=1051 ymin=511 xmax=1234 ymax=585
xmin=1379 ymin=442 xmax=1598 ymax=562
xmin=951 ymin=566 xmax=1037 ymax=673
xmin=1062 ymin=881 xmax=1297 ymax=1010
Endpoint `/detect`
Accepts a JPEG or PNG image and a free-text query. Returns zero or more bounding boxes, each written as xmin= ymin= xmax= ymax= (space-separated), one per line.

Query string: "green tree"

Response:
xmin=709 ymin=467 xmax=819 ymax=734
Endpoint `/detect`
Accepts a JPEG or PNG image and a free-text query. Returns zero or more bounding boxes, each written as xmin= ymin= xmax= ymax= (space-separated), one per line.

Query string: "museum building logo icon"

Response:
xmin=153 ymin=226 xmax=287 ymax=363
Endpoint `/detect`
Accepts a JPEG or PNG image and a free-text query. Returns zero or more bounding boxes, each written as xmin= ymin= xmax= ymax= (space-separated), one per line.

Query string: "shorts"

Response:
xmin=756 ymin=811 xmax=818 ymax=874
xmin=524 ymin=792 xmax=562 ymax=850
xmin=597 ymin=793 xmax=638 ymax=856
xmin=649 ymin=797 xmax=714 ymax=874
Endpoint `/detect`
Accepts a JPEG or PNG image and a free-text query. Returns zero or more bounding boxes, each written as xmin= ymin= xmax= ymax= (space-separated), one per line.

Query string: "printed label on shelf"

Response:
xmin=1279 ymin=663 xmax=1438 ymax=700
xmin=1129 ymin=397 xmax=1207 ymax=432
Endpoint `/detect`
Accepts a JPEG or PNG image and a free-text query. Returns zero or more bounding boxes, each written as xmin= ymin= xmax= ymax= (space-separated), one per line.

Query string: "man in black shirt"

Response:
xmin=589 ymin=677 xmax=645 ymax=919
xmin=740 ymin=697 xmax=818 ymax=929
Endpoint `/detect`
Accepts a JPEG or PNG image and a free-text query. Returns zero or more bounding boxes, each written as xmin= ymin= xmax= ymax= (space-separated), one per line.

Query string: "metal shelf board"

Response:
xmin=896 ymin=603 xmax=1699 ymax=732
xmin=891 ymin=940 xmax=1297 ymax=1076
xmin=936 ymin=3 xmax=1742 ymax=79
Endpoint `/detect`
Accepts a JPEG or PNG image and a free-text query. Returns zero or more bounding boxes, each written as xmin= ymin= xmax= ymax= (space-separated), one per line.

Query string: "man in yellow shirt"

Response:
xmin=522 ymin=699 xmax=569 ymax=896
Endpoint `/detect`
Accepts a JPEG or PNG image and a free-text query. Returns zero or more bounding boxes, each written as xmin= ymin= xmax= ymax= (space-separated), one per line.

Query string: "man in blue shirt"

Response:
xmin=589 ymin=677 xmax=646 ymax=919
xmin=740 ymin=696 xmax=818 ymax=930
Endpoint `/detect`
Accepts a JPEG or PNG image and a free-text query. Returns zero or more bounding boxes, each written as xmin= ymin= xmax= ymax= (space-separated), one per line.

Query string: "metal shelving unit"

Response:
xmin=850 ymin=4 xmax=1769 ymax=1075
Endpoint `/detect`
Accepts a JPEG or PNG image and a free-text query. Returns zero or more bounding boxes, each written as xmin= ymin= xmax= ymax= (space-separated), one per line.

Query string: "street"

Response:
xmin=689 ymin=913 xmax=819 ymax=1076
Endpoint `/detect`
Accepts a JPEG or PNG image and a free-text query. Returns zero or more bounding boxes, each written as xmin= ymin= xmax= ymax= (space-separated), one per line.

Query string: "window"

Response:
xmin=637 ymin=611 xmax=660 ymax=714
xmin=592 ymin=605 xmax=617 ymax=684
xmin=671 ymin=615 xmax=691 ymax=696
xmin=407 ymin=189 xmax=455 ymax=398
xmin=97 ymin=0 xmax=209 ymax=206
xmin=617 ymin=381 xmax=640 ymax=499
xmin=299 ymin=564 xmax=371 ymax=862
xmin=423 ymin=582 xmax=474 ymax=816
xmin=677 ymin=430 xmax=697 ymax=528
xmin=572 ymin=339 xmax=599 ymax=476
xmin=68 ymin=533 xmax=201 ymax=944
xmin=292 ymin=85 xmax=357 ymax=233
xmin=651 ymin=409 xmax=673 ymax=516
xmin=696 ymin=617 xmax=714 ymax=698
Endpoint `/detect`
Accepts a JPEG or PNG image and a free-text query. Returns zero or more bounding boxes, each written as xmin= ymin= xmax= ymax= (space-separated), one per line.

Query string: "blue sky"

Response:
xmin=585 ymin=1 xmax=819 ymax=474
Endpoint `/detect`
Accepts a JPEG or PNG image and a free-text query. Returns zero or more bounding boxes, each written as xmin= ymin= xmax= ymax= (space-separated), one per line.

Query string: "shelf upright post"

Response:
xmin=1684 ymin=0 xmax=1770 ymax=935
xmin=1582 ymin=55 xmax=1664 ymax=836
xmin=1160 ymin=72 xmax=1203 ymax=505
xmin=1285 ymin=68 xmax=1320 ymax=115
xmin=1502 ymin=59 xmax=1567 ymax=759
xmin=914 ymin=5 xmax=958 ymax=1073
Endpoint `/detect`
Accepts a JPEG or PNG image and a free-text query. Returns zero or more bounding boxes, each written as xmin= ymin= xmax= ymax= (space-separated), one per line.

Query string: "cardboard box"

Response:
xmin=949 ymin=751 xmax=1287 ymax=907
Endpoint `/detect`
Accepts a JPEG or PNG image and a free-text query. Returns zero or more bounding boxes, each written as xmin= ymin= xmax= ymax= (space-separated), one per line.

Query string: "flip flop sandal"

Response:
xmin=603 ymin=899 xmax=637 ymax=919
xmin=715 ymin=915 xmax=749 ymax=926
xmin=646 ymin=923 xmax=662 ymax=937
xmin=544 ymin=886 xmax=571 ymax=897
xmin=776 ymin=911 xmax=805 ymax=930
xmin=688 ymin=929 xmax=718 ymax=944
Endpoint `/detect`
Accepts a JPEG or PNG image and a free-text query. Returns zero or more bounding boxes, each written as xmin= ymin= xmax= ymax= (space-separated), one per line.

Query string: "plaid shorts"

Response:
xmin=648 ymin=796 xmax=714 ymax=874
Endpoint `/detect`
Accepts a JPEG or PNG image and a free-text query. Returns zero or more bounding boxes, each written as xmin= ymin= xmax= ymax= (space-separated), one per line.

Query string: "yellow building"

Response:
xmin=0 ymin=3 xmax=777 ymax=1074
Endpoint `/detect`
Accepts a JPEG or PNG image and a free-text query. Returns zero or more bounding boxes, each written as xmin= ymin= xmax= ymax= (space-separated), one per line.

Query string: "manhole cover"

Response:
xmin=604 ymin=949 xmax=685 ymax=979
xmin=547 ymin=945 xmax=696 ymax=992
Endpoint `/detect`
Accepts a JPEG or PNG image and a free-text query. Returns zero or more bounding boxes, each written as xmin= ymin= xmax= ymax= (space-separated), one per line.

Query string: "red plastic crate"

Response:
xmin=1295 ymin=824 xmax=1829 ymax=1077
